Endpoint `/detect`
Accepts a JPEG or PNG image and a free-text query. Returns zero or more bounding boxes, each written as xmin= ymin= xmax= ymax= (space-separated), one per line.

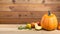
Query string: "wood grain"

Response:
xmin=0 ymin=11 xmax=60 ymax=24
xmin=0 ymin=0 xmax=60 ymax=24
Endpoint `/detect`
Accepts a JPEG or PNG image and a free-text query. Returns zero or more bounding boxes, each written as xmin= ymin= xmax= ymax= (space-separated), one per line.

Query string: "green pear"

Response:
xmin=35 ymin=23 xmax=42 ymax=30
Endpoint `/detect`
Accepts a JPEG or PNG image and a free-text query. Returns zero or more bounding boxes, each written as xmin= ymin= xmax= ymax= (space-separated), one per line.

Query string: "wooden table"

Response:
xmin=0 ymin=24 xmax=60 ymax=34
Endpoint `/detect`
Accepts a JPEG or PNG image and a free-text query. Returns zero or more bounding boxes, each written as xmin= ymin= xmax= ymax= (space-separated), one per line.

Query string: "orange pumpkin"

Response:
xmin=41 ymin=11 xmax=58 ymax=30
xmin=57 ymin=22 xmax=60 ymax=30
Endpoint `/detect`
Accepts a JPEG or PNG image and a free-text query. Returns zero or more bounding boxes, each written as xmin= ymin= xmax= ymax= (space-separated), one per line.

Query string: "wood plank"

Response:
xmin=0 ymin=11 xmax=60 ymax=24
xmin=0 ymin=4 xmax=50 ymax=11
xmin=15 ymin=0 xmax=43 ymax=4
xmin=45 ymin=0 xmax=60 ymax=4
xmin=0 ymin=0 xmax=13 ymax=4
xmin=0 ymin=4 xmax=60 ymax=11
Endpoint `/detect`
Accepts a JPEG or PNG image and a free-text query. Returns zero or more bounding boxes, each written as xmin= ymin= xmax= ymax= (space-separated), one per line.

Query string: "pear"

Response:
xmin=35 ymin=23 xmax=42 ymax=30
xmin=26 ymin=24 xmax=31 ymax=29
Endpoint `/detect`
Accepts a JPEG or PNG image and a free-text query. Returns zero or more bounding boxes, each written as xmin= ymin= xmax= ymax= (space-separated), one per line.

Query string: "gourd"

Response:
xmin=41 ymin=11 xmax=58 ymax=30
xmin=35 ymin=23 xmax=42 ymax=30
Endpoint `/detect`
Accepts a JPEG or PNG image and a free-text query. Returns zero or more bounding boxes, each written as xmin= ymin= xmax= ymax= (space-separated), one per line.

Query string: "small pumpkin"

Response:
xmin=41 ymin=11 xmax=58 ymax=30
xmin=57 ymin=22 xmax=60 ymax=30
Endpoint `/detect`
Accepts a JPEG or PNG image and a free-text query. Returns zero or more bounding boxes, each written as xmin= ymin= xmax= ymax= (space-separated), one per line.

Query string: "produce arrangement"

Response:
xmin=18 ymin=11 xmax=60 ymax=31
xmin=18 ymin=21 xmax=42 ymax=30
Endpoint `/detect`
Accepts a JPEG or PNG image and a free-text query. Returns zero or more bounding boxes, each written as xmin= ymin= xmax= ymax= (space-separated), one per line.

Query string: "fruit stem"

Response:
xmin=48 ymin=11 xmax=51 ymax=16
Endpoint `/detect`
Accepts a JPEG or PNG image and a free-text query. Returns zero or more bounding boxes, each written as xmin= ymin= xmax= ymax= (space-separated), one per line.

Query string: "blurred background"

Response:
xmin=0 ymin=0 xmax=60 ymax=24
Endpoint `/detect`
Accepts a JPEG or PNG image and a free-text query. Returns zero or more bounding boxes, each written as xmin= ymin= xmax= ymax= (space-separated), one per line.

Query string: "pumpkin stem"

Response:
xmin=48 ymin=11 xmax=51 ymax=16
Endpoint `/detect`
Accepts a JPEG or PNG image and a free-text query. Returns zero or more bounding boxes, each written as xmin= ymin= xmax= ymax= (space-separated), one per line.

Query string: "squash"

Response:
xmin=35 ymin=23 xmax=42 ymax=30
xmin=57 ymin=22 xmax=60 ymax=30
xmin=41 ymin=11 xmax=58 ymax=30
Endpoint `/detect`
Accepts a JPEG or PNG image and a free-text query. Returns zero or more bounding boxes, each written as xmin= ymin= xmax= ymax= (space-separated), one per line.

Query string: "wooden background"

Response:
xmin=0 ymin=0 xmax=60 ymax=24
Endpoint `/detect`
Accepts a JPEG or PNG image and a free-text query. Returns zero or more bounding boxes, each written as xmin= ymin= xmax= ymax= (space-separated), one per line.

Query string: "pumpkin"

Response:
xmin=57 ymin=22 xmax=60 ymax=30
xmin=41 ymin=11 xmax=58 ymax=30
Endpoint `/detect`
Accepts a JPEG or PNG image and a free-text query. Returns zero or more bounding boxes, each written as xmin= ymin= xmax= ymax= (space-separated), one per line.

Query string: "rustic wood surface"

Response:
xmin=0 ymin=11 xmax=60 ymax=24
xmin=0 ymin=0 xmax=60 ymax=24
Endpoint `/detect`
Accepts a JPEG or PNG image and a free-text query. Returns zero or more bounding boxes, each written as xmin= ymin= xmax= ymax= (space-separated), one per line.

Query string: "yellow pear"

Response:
xmin=26 ymin=24 xmax=31 ymax=29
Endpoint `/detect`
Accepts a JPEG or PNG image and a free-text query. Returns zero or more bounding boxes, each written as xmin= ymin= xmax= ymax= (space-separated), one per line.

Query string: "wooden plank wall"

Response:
xmin=0 ymin=0 xmax=60 ymax=24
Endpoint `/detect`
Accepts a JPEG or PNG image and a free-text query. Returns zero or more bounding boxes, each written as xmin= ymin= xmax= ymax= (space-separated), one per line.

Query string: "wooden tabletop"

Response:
xmin=0 ymin=24 xmax=60 ymax=34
